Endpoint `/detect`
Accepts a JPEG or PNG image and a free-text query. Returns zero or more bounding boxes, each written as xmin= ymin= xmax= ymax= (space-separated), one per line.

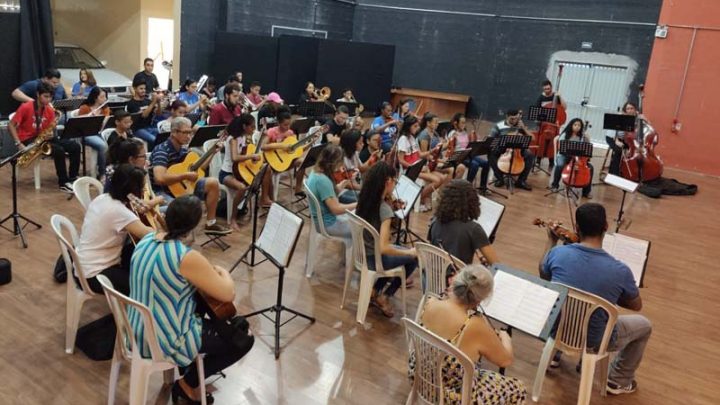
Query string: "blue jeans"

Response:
xmin=464 ymin=155 xmax=489 ymax=187
xmin=83 ymin=135 xmax=108 ymax=178
xmin=368 ymin=248 xmax=418 ymax=296
xmin=134 ymin=127 xmax=158 ymax=150
xmin=324 ymin=214 xmax=352 ymax=244
xmin=338 ymin=190 xmax=358 ymax=204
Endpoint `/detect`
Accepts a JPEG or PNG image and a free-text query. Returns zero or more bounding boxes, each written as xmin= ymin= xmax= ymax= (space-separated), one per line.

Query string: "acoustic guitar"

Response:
xmin=196 ymin=290 xmax=237 ymax=321
xmin=166 ymin=131 xmax=228 ymax=197
xmin=263 ymin=126 xmax=325 ymax=172
xmin=233 ymin=129 xmax=266 ymax=185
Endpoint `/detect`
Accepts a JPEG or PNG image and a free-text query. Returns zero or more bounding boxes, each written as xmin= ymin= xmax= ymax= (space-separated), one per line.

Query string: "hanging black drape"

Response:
xmin=19 ymin=0 xmax=55 ymax=82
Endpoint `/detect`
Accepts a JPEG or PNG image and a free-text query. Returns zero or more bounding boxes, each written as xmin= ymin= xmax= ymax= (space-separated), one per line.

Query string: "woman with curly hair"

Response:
xmin=429 ymin=179 xmax=499 ymax=265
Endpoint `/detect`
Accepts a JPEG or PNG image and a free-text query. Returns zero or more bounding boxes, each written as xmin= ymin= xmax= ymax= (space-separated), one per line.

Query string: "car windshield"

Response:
xmin=54 ymin=46 xmax=104 ymax=69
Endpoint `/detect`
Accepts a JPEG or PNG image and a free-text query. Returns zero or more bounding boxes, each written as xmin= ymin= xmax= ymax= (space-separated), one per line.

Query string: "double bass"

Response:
xmin=534 ymin=65 xmax=567 ymax=162
xmin=620 ymin=85 xmax=663 ymax=182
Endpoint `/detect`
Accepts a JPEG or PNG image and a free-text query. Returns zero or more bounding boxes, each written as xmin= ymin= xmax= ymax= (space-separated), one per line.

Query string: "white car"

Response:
xmin=55 ymin=43 xmax=132 ymax=100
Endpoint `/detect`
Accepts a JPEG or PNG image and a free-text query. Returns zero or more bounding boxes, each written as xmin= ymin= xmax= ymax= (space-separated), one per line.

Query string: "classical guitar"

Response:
xmin=166 ymin=131 xmax=228 ymax=197
xmin=233 ymin=128 xmax=267 ymax=184
xmin=196 ymin=289 xmax=237 ymax=321
xmin=263 ymin=125 xmax=326 ymax=172
xmin=127 ymin=192 xmax=167 ymax=232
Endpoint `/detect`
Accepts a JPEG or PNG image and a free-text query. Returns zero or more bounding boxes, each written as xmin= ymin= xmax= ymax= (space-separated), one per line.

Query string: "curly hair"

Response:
xmin=436 ymin=179 xmax=480 ymax=223
xmin=315 ymin=144 xmax=344 ymax=183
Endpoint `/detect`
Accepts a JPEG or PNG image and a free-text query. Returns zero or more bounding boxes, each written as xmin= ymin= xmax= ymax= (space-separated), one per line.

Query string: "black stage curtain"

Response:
xmin=19 ymin=0 xmax=55 ymax=82
xmin=0 ymin=12 xmax=21 ymax=116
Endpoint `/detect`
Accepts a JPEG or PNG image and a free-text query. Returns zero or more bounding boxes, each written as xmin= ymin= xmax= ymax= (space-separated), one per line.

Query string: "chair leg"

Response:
xmin=399 ymin=273 xmax=407 ymax=317
xmin=356 ymin=271 xmax=375 ymax=324
xmin=305 ymin=228 xmax=318 ymax=278
xmin=340 ymin=244 xmax=353 ymax=309
xmin=65 ymin=289 xmax=84 ymax=354
xmin=197 ymin=355 xmax=207 ymax=405
xmin=577 ymin=353 xmax=598 ymax=405
xmin=163 ymin=368 xmax=176 ymax=385
xmin=129 ymin=360 xmax=151 ymax=405
xmin=598 ymin=355 xmax=610 ymax=397
xmin=107 ymin=353 xmax=122 ymax=405
xmin=532 ymin=338 xmax=556 ymax=402
xmin=34 ymin=162 xmax=41 ymax=190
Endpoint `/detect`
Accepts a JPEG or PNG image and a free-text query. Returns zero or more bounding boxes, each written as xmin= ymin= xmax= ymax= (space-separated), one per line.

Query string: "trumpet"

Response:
xmin=17 ymin=122 xmax=56 ymax=168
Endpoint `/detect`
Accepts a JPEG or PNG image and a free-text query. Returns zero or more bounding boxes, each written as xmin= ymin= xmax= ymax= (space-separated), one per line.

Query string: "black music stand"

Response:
xmin=52 ymin=98 xmax=84 ymax=118
xmin=0 ymin=144 xmax=42 ymax=248
xmin=441 ymin=148 xmax=472 ymax=177
xmin=290 ymin=118 xmax=314 ymax=136
xmin=492 ymin=134 xmax=532 ymax=195
xmin=231 ymin=164 xmax=270 ymax=270
xmin=528 ymin=106 xmax=557 ymax=124
xmin=603 ymin=113 xmax=636 ymax=132
xmin=334 ymin=101 xmax=359 ymax=116
xmin=189 ymin=125 xmax=226 ymax=148
xmin=62 ymin=115 xmax=106 ymax=176
xmin=545 ymin=141 xmax=593 ymax=203
xmin=297 ymin=101 xmax=331 ymax=119
xmin=291 ymin=144 xmax=327 ymax=217
xmin=392 ymin=174 xmax=424 ymax=245
xmin=469 ymin=139 xmax=507 ymax=199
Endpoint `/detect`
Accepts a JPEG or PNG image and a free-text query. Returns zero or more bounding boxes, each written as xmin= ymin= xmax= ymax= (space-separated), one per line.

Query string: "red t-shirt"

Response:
xmin=267 ymin=127 xmax=296 ymax=143
xmin=208 ymin=102 xmax=242 ymax=125
xmin=11 ymin=101 xmax=55 ymax=142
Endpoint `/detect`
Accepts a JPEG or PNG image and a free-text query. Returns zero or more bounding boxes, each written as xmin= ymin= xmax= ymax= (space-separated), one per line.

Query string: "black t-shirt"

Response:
xmin=429 ymin=219 xmax=490 ymax=265
xmin=323 ymin=117 xmax=348 ymax=144
xmin=536 ymin=93 xmax=562 ymax=107
xmin=133 ymin=71 xmax=160 ymax=93
xmin=359 ymin=147 xmax=371 ymax=163
xmin=106 ymin=130 xmax=134 ymax=148
xmin=126 ymin=98 xmax=153 ymax=130
xmin=299 ymin=93 xmax=312 ymax=104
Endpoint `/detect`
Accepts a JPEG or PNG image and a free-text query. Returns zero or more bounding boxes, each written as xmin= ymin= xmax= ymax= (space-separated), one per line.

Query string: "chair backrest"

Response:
xmin=415 ymin=242 xmax=462 ymax=297
xmin=303 ymin=178 xmax=329 ymax=236
xmin=101 ymin=128 xmax=115 ymax=142
xmin=553 ymin=283 xmax=619 ymax=356
xmin=203 ymin=139 xmax=222 ymax=178
xmin=73 ymin=177 xmax=104 ymax=211
xmin=345 ymin=210 xmax=386 ymax=276
xmin=96 ymin=275 xmax=169 ymax=363
xmin=402 ymin=318 xmax=474 ymax=405
xmin=50 ymin=214 xmax=95 ymax=295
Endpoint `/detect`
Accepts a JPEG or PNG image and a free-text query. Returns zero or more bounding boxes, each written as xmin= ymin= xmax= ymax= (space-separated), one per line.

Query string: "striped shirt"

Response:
xmin=128 ymin=233 xmax=201 ymax=367
xmin=149 ymin=139 xmax=188 ymax=193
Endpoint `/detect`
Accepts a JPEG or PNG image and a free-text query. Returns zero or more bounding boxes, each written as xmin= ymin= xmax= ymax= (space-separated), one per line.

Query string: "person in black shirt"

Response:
xmin=323 ymin=105 xmax=349 ymax=144
xmin=126 ymin=79 xmax=162 ymax=149
xmin=535 ymin=79 xmax=566 ymax=110
xmin=132 ymin=58 xmax=160 ymax=96
xmin=106 ymin=110 xmax=135 ymax=147
xmin=299 ymin=81 xmax=321 ymax=104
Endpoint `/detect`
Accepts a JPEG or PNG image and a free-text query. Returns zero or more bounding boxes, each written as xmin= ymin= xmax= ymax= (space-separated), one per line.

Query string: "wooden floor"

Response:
xmin=1 ymin=154 xmax=719 ymax=405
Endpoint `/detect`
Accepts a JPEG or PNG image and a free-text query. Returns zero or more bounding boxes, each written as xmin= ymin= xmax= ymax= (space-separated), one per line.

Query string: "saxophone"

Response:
xmin=17 ymin=121 xmax=56 ymax=168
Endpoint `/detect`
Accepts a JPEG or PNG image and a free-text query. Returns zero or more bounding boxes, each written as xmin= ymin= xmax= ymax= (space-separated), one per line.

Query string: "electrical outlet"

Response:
xmin=655 ymin=25 xmax=668 ymax=38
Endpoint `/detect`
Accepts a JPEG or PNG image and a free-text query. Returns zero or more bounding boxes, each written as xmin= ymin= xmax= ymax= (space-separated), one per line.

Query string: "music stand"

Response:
xmin=334 ymin=101 xmax=359 ymax=116
xmin=604 ymin=174 xmax=639 ymax=232
xmin=231 ymin=164 xmax=270 ymax=270
xmin=441 ymin=148 xmax=471 ymax=177
xmin=189 ymin=125 xmax=225 ymax=148
xmin=527 ymin=106 xmax=557 ymax=124
xmin=290 ymin=118 xmax=314 ymax=136
xmin=468 ymin=139 xmax=507 ymax=199
xmin=603 ymin=113 xmax=636 ymax=132
xmin=404 ymin=159 xmax=426 ymax=182
xmin=545 ymin=141 xmax=593 ymax=202
xmin=392 ymin=174 xmax=424 ymax=245
xmin=492 ymin=134 xmax=532 ymax=195
xmin=0 ymin=143 xmax=42 ymax=248
xmin=291 ymin=144 xmax=327 ymax=217
xmin=297 ymin=101 xmax=330 ymax=119
xmin=62 ymin=115 xmax=106 ymax=176
xmin=52 ymin=98 xmax=84 ymax=116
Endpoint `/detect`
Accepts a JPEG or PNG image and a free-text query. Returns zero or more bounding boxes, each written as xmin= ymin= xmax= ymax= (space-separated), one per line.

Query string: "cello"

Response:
xmin=560 ymin=120 xmax=593 ymax=188
xmin=534 ymin=65 xmax=567 ymax=162
xmin=620 ymin=85 xmax=663 ymax=182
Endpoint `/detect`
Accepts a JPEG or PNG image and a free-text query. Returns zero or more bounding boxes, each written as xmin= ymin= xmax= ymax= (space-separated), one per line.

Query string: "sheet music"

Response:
xmin=602 ymin=233 xmax=649 ymax=287
xmin=256 ymin=203 xmax=303 ymax=267
xmin=481 ymin=271 xmax=559 ymax=337
xmin=604 ymin=174 xmax=639 ymax=193
xmin=393 ymin=175 xmax=422 ymax=219
xmin=475 ymin=196 xmax=504 ymax=237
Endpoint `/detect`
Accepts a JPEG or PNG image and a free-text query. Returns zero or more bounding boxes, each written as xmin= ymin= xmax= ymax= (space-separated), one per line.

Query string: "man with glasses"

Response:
xmin=149 ymin=117 xmax=231 ymax=235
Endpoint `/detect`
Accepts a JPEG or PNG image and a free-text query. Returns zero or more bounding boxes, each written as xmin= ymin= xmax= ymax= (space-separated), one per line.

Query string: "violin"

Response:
xmin=385 ymin=194 xmax=406 ymax=211
xmin=427 ymin=144 xmax=443 ymax=172
xmin=367 ymin=149 xmax=383 ymax=166
xmin=532 ymin=218 xmax=579 ymax=244
xmin=333 ymin=167 xmax=358 ymax=184
xmin=445 ymin=134 xmax=457 ymax=160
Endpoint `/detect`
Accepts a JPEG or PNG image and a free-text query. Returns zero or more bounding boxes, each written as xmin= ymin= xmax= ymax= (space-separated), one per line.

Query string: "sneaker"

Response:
xmin=549 ymin=351 xmax=562 ymax=368
xmin=493 ymin=178 xmax=505 ymax=188
xmin=514 ymin=181 xmax=532 ymax=191
xmin=59 ymin=183 xmax=73 ymax=193
xmin=607 ymin=380 xmax=637 ymax=395
xmin=204 ymin=223 xmax=232 ymax=235
xmin=478 ymin=188 xmax=490 ymax=196
xmin=582 ymin=192 xmax=593 ymax=199
xmin=550 ymin=186 xmax=560 ymax=193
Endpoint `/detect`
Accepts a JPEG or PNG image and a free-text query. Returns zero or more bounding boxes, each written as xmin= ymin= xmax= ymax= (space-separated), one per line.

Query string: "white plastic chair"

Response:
xmin=344 ymin=210 xmax=406 ymax=324
xmin=203 ymin=139 xmax=234 ymax=224
xmin=96 ymin=275 xmax=207 ymax=405
xmin=532 ymin=283 xmax=619 ymax=404
xmin=303 ymin=180 xmax=353 ymax=279
xmin=413 ymin=242 xmax=465 ymax=322
xmin=73 ymin=176 xmax=104 ymax=211
xmin=101 ymin=128 xmax=115 ymax=142
xmin=403 ymin=317 xmax=474 ymax=405
xmin=50 ymin=214 xmax=102 ymax=354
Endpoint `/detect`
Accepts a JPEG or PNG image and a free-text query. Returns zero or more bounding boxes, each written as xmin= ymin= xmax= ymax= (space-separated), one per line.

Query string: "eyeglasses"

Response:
xmin=175 ymin=129 xmax=193 ymax=135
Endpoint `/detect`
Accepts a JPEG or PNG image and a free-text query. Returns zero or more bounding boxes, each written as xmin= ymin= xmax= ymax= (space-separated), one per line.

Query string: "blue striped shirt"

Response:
xmin=128 ymin=233 xmax=201 ymax=366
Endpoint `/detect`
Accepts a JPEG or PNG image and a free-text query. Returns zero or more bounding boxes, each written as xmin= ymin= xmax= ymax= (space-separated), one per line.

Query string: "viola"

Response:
xmin=444 ymin=135 xmax=457 ymax=159
xmin=333 ymin=167 xmax=358 ymax=184
xmin=427 ymin=144 xmax=443 ymax=172
xmin=532 ymin=218 xmax=579 ymax=244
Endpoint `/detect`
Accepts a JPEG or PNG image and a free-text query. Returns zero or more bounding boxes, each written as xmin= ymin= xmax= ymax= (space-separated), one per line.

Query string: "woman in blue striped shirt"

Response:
xmin=129 ymin=195 xmax=253 ymax=404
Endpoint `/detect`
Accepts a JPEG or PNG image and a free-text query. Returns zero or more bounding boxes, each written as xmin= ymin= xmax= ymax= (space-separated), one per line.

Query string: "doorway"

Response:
xmin=147 ymin=17 xmax=174 ymax=90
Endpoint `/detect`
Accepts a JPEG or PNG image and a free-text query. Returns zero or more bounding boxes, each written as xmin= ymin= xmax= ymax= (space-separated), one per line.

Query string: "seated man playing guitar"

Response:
xmin=149 ymin=117 xmax=231 ymax=235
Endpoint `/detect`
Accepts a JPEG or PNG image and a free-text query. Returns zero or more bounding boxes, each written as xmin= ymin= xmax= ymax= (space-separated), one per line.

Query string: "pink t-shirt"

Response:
xmin=449 ymin=129 xmax=470 ymax=149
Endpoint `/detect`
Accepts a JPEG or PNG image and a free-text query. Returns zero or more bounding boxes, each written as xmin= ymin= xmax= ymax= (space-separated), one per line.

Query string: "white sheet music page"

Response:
xmin=475 ymin=196 xmax=505 ymax=237
xmin=604 ymin=174 xmax=639 ymax=193
xmin=481 ymin=271 xmax=559 ymax=337
xmin=393 ymin=175 xmax=422 ymax=219
xmin=256 ymin=204 xmax=303 ymax=267
xmin=602 ymin=233 xmax=648 ymax=287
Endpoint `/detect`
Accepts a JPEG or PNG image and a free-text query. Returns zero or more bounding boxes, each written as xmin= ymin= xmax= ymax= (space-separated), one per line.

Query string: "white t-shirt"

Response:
xmin=343 ymin=152 xmax=361 ymax=172
xmin=221 ymin=135 xmax=247 ymax=173
xmin=76 ymin=194 xmax=139 ymax=279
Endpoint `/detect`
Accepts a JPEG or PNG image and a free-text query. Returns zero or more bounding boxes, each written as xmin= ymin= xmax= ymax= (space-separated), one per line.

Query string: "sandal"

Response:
xmin=374 ymin=295 xmax=395 ymax=318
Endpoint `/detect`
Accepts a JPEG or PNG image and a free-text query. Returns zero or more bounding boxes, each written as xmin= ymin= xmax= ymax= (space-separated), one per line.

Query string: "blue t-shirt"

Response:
xmin=177 ymin=92 xmax=200 ymax=112
xmin=306 ymin=172 xmax=338 ymax=228
xmin=542 ymin=243 xmax=639 ymax=348
xmin=71 ymin=82 xmax=94 ymax=97
xmin=371 ymin=115 xmax=398 ymax=146
xmin=18 ymin=79 xmax=67 ymax=101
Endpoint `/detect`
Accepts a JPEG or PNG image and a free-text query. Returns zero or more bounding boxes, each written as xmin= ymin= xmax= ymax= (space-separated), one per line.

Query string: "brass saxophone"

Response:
xmin=17 ymin=121 xmax=56 ymax=168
